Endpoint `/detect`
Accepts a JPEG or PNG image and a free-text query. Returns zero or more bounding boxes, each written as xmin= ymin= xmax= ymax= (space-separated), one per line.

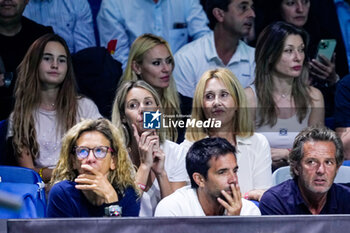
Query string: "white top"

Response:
xmin=250 ymin=85 xmax=310 ymax=149
xmin=155 ymin=185 xmax=261 ymax=216
xmin=174 ymin=31 xmax=255 ymax=98
xmin=7 ymin=97 xmax=101 ymax=168
xmin=140 ymin=140 xmax=189 ymax=217
xmin=256 ymin=114 xmax=310 ymax=149
xmin=180 ymin=133 xmax=272 ymax=194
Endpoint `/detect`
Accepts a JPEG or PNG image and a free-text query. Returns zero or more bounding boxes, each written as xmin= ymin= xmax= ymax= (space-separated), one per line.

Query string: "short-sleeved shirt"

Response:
xmin=174 ymin=31 xmax=255 ymax=98
xmin=155 ymin=185 xmax=261 ymax=216
xmin=23 ymin=0 xmax=96 ymax=53
xmin=97 ymin=0 xmax=210 ymax=68
xmin=47 ymin=180 xmax=140 ymax=217
xmin=259 ymin=179 xmax=350 ymax=215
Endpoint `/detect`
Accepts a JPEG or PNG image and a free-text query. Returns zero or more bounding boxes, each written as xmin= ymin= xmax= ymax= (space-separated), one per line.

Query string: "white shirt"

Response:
xmin=155 ymin=185 xmax=261 ymax=216
xmin=174 ymin=31 xmax=255 ymax=98
xmin=140 ymin=140 xmax=189 ymax=216
xmin=7 ymin=97 xmax=101 ymax=168
xmin=180 ymin=133 xmax=272 ymax=194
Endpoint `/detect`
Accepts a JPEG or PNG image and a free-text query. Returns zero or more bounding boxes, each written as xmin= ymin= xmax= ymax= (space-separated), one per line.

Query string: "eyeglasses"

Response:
xmin=74 ymin=146 xmax=114 ymax=159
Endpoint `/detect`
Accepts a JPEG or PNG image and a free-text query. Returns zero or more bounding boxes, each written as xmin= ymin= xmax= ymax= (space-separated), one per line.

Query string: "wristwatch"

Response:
xmin=104 ymin=205 xmax=122 ymax=217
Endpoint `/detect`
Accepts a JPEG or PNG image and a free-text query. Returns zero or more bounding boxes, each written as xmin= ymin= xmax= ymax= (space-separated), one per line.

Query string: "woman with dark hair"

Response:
xmin=245 ymin=21 xmax=324 ymax=171
xmin=254 ymin=0 xmax=342 ymax=117
xmin=7 ymin=34 xmax=101 ymax=182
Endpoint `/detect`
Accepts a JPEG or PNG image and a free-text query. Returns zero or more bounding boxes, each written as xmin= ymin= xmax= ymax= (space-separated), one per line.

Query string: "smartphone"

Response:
xmin=316 ymin=39 xmax=337 ymax=61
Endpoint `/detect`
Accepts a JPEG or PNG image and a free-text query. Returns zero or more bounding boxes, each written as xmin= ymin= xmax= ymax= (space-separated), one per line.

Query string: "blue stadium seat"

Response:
xmin=272 ymin=165 xmax=350 ymax=185
xmin=0 ymin=166 xmax=46 ymax=217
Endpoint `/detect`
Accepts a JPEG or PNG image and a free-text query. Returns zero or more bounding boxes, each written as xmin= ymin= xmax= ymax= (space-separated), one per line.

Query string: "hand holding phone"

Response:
xmin=309 ymin=39 xmax=338 ymax=82
xmin=316 ymin=39 xmax=337 ymax=62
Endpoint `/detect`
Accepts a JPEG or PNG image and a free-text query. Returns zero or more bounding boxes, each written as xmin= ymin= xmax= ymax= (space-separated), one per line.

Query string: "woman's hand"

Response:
xmin=309 ymin=54 xmax=338 ymax=85
xmin=151 ymin=148 xmax=166 ymax=176
xmin=245 ymin=189 xmax=266 ymax=202
xmin=132 ymin=124 xmax=159 ymax=169
xmin=75 ymin=164 xmax=118 ymax=203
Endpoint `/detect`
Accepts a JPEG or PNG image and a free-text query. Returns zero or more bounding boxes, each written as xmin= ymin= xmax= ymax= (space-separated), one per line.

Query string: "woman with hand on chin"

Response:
xmin=7 ymin=34 xmax=101 ymax=183
xmin=245 ymin=21 xmax=324 ymax=171
xmin=112 ymin=80 xmax=188 ymax=216
xmin=120 ymin=34 xmax=181 ymax=142
xmin=182 ymin=68 xmax=272 ymax=201
xmin=47 ymin=118 xmax=140 ymax=217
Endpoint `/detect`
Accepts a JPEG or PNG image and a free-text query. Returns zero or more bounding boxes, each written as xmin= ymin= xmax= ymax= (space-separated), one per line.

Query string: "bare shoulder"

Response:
xmin=308 ymin=86 xmax=324 ymax=113
xmin=308 ymin=86 xmax=323 ymax=100
xmin=244 ymin=86 xmax=256 ymax=108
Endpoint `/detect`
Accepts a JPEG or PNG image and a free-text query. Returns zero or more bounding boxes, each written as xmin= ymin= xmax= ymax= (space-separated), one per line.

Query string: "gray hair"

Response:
xmin=289 ymin=127 xmax=344 ymax=178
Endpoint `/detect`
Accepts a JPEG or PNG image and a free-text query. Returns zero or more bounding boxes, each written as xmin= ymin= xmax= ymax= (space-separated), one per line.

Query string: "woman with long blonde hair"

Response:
xmin=184 ymin=68 xmax=272 ymax=201
xmin=120 ymin=33 xmax=181 ymax=142
xmin=8 ymin=34 xmax=101 ymax=182
xmin=112 ymin=80 xmax=188 ymax=216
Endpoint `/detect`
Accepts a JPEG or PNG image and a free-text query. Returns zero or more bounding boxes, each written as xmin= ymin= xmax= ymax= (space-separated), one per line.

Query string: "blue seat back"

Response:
xmin=272 ymin=165 xmax=350 ymax=185
xmin=0 ymin=183 xmax=39 ymax=218
xmin=0 ymin=166 xmax=46 ymax=217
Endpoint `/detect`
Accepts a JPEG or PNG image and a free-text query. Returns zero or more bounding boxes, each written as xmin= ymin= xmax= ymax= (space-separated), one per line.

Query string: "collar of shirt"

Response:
xmin=236 ymin=135 xmax=253 ymax=145
xmin=205 ymin=31 xmax=251 ymax=65
xmin=293 ymin=178 xmax=339 ymax=214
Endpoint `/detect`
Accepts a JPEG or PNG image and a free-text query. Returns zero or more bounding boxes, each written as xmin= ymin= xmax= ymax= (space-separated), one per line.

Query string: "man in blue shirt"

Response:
xmin=97 ymin=0 xmax=210 ymax=69
xmin=23 ymin=0 xmax=96 ymax=54
xmin=260 ymin=127 xmax=350 ymax=215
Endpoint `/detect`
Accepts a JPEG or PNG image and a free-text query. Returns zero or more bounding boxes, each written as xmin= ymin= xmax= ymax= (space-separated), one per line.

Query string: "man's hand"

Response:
xmin=75 ymin=164 xmax=118 ymax=203
xmin=217 ymin=183 xmax=242 ymax=216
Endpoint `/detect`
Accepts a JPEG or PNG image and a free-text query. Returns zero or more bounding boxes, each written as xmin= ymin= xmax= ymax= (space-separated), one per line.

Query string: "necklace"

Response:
xmin=41 ymin=102 xmax=56 ymax=110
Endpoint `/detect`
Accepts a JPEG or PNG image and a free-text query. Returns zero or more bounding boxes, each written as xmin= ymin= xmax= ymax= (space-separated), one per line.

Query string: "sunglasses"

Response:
xmin=73 ymin=146 xmax=114 ymax=159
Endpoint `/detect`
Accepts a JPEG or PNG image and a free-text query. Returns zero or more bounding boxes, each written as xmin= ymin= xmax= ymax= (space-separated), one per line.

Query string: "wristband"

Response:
xmin=244 ymin=192 xmax=249 ymax=200
xmin=137 ymin=183 xmax=146 ymax=191
xmin=39 ymin=167 xmax=45 ymax=179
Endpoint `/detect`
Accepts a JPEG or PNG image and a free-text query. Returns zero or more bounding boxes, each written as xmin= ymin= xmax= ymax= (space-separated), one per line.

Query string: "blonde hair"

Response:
xmin=50 ymin=118 xmax=138 ymax=195
xmin=186 ymin=68 xmax=254 ymax=141
xmin=121 ymin=33 xmax=180 ymax=141
xmin=111 ymin=80 xmax=165 ymax=147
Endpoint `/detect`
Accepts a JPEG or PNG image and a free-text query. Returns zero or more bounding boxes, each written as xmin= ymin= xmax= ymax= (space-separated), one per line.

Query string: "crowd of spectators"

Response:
xmin=1 ymin=0 xmax=350 ymax=218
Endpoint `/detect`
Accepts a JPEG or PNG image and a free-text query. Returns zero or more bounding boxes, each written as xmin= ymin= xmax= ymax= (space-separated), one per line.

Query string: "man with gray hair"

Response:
xmin=259 ymin=127 xmax=350 ymax=215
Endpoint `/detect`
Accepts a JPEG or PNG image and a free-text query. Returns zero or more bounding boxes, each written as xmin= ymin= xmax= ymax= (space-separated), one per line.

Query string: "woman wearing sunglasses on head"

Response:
xmin=47 ymin=118 xmax=140 ymax=217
